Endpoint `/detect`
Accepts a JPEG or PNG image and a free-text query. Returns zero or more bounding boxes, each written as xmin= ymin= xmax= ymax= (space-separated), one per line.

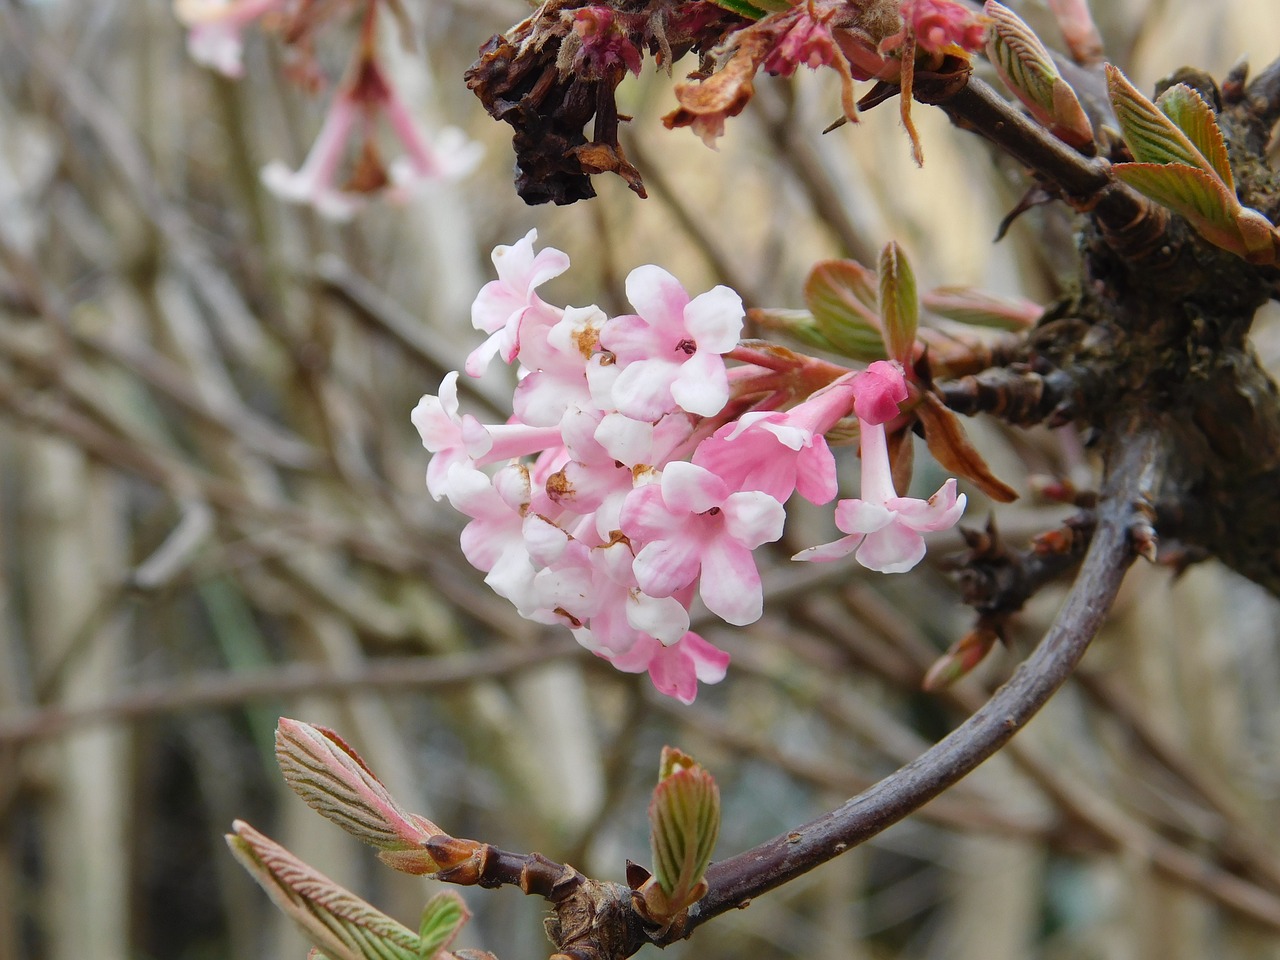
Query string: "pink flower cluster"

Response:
xmin=176 ymin=1 xmax=481 ymax=219
xmin=414 ymin=234 xmax=965 ymax=702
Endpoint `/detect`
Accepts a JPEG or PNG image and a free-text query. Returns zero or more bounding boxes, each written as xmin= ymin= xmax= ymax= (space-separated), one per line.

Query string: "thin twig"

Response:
xmin=0 ymin=638 xmax=581 ymax=747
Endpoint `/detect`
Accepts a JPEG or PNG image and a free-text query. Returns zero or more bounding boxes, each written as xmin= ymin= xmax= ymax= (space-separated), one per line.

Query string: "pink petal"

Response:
xmin=721 ymin=490 xmax=786 ymax=549
xmin=792 ymin=534 xmax=865 ymax=563
xmin=834 ymin=498 xmax=897 ymax=535
xmin=624 ymin=265 xmax=690 ymax=339
xmin=660 ymin=461 xmax=727 ymax=515
xmin=697 ymin=538 xmax=764 ymax=625
xmin=682 ymin=285 xmax=744 ymax=352
xmin=670 ymin=348 xmax=730 ymax=417
xmin=633 ymin=537 xmax=702 ymax=598
xmin=855 ymin=522 xmax=927 ymax=574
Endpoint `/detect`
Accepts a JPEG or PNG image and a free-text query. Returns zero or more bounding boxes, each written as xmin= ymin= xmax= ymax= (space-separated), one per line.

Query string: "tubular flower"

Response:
xmin=794 ymin=361 xmax=966 ymax=572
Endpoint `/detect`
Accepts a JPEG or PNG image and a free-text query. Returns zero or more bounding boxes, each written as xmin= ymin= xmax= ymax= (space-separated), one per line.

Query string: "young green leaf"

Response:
xmin=1156 ymin=83 xmax=1234 ymax=189
xmin=803 ymin=259 xmax=887 ymax=362
xmin=228 ymin=820 xmax=421 ymax=960
xmin=275 ymin=718 xmax=444 ymax=874
xmin=647 ymin=747 xmax=720 ymax=921
xmin=922 ymin=286 xmax=1043 ymax=330
xmin=417 ymin=891 xmax=470 ymax=960
xmin=702 ymin=0 xmax=787 ymax=20
xmin=1112 ymin=162 xmax=1251 ymax=258
xmin=985 ymin=2 xmax=1093 ymax=149
xmin=1106 ymin=65 xmax=1214 ymax=172
xmin=878 ymin=242 xmax=919 ymax=365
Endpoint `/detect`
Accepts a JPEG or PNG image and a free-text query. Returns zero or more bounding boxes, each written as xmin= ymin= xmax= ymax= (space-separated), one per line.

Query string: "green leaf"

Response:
xmin=702 ymin=0 xmax=775 ymax=19
xmin=228 ymin=821 xmax=421 ymax=960
xmin=1156 ymin=84 xmax=1234 ymax=190
xmin=878 ymin=242 xmax=919 ymax=364
xmin=984 ymin=1 xmax=1093 ymax=148
xmin=985 ymin=2 xmax=1058 ymax=116
xmin=1112 ymin=162 xmax=1245 ymax=251
xmin=1112 ymin=162 xmax=1232 ymax=224
xmin=802 ymin=259 xmax=887 ymax=362
xmin=922 ymin=286 xmax=1042 ymax=330
xmin=648 ymin=747 xmax=720 ymax=919
xmin=417 ymin=892 xmax=469 ymax=960
xmin=1106 ymin=65 xmax=1216 ymax=173
xmin=275 ymin=719 xmax=443 ymax=870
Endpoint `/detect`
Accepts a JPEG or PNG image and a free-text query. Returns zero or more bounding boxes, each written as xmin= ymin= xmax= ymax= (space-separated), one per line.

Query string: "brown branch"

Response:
xmin=0 ymin=639 xmax=581 ymax=747
xmin=657 ymin=418 xmax=1157 ymax=946
xmin=921 ymin=74 xmax=1176 ymax=265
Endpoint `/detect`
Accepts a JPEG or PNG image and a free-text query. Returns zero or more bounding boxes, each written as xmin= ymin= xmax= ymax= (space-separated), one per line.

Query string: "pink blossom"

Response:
xmin=604 ymin=631 xmax=730 ymax=705
xmin=175 ymin=0 xmax=286 ymax=77
xmin=882 ymin=0 xmax=989 ymax=57
xmin=411 ymin=372 xmax=475 ymax=499
xmin=762 ymin=6 xmax=840 ymax=76
xmin=467 ymin=230 xmax=570 ymax=377
xmin=260 ymin=54 xmax=481 ymax=221
xmin=447 ymin=464 xmax=544 ymax=616
xmin=794 ymin=364 xmax=965 ymax=572
xmin=601 ymin=266 xmax=744 ymax=421
xmin=382 ymin=87 xmax=483 ymax=198
xmin=691 ymin=374 xmax=863 ymax=504
xmin=513 ymin=305 xmax=606 ymax=427
xmin=621 ymin=461 xmax=785 ymax=625
xmin=852 ymin=359 xmax=910 ymax=424
xmin=260 ymin=88 xmax=367 ymax=220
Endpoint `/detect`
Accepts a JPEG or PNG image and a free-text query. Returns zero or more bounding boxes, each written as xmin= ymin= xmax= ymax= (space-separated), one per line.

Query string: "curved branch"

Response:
xmin=664 ymin=422 xmax=1157 ymax=944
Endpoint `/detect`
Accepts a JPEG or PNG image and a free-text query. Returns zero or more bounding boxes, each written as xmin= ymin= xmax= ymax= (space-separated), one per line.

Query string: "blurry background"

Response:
xmin=4 ymin=1 xmax=1280 ymax=958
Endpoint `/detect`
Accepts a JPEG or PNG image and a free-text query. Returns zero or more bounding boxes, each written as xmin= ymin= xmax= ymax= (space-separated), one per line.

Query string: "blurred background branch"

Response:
xmin=3 ymin=1 xmax=1280 ymax=959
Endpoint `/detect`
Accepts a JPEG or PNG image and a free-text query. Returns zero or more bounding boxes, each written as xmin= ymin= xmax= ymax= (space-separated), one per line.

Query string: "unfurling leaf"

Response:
xmin=1106 ymin=67 xmax=1216 ymax=173
xmin=1106 ymin=66 xmax=1280 ymax=264
xmin=227 ymin=820 xmax=422 ymax=960
xmin=984 ymin=2 xmax=1093 ymax=149
xmin=1156 ymin=84 xmax=1234 ymax=189
xmin=922 ymin=286 xmax=1043 ymax=330
xmin=916 ymin=393 xmax=1018 ymax=502
xmin=878 ymin=242 xmax=919 ymax=365
xmin=275 ymin=718 xmax=444 ymax=874
xmin=802 ymin=259 xmax=887 ymax=361
xmin=1113 ymin=163 xmax=1279 ymax=264
xmin=418 ymin=891 xmax=470 ymax=959
xmin=643 ymin=747 xmax=720 ymax=923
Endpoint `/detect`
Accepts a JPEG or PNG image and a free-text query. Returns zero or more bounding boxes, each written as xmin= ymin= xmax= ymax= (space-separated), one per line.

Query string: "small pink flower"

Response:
xmin=794 ymin=364 xmax=965 ymax=573
xmin=762 ymin=5 xmax=840 ymax=77
xmin=851 ymin=359 xmax=910 ymax=425
xmin=175 ymin=0 xmax=286 ymax=77
xmin=411 ymin=372 xmax=474 ymax=499
xmin=882 ymin=0 xmax=989 ymax=57
xmin=261 ymin=53 xmax=480 ymax=221
xmin=603 ymin=631 xmax=730 ymax=705
xmin=691 ymin=374 xmax=863 ymax=505
xmin=467 ymin=230 xmax=569 ymax=377
xmin=621 ymin=461 xmax=785 ymax=625
xmin=601 ymin=266 xmax=743 ymax=421
xmin=513 ymin=305 xmax=606 ymax=426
